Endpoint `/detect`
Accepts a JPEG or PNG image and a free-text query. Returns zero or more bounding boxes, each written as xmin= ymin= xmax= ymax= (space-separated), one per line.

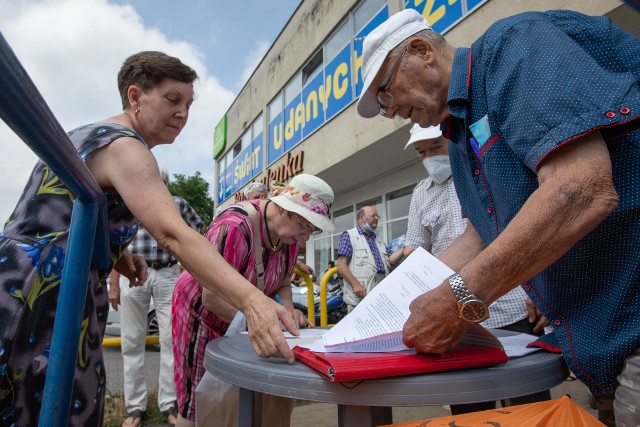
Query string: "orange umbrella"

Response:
xmin=382 ymin=396 xmax=604 ymax=427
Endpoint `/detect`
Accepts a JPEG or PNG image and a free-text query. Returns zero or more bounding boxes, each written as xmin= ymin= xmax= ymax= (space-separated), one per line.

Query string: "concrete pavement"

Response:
xmin=104 ymin=345 xmax=162 ymax=397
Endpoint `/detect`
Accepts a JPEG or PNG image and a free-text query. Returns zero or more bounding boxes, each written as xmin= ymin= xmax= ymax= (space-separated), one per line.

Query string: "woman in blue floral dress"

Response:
xmin=0 ymin=51 xmax=301 ymax=426
xmin=0 ymin=124 xmax=145 ymax=426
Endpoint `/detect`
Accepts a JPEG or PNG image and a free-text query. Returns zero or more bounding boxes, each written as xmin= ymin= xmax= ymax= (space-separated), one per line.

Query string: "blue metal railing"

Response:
xmin=0 ymin=32 xmax=111 ymax=427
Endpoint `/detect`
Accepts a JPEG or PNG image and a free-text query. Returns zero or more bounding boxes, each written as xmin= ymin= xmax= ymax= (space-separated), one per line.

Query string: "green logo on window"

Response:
xmin=213 ymin=116 xmax=227 ymax=159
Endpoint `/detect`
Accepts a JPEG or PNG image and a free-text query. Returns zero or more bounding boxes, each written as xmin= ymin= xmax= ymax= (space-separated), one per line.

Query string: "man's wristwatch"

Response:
xmin=448 ymin=273 xmax=489 ymax=323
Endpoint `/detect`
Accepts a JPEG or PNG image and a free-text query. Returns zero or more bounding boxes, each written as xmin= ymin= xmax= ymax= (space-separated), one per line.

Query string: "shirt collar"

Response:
xmin=424 ymin=176 xmax=435 ymax=189
xmin=447 ymin=47 xmax=472 ymax=119
xmin=443 ymin=47 xmax=472 ymax=146
xmin=356 ymin=225 xmax=375 ymax=237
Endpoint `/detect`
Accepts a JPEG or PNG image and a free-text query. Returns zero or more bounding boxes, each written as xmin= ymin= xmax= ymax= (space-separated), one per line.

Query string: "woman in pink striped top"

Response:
xmin=172 ymin=174 xmax=335 ymax=426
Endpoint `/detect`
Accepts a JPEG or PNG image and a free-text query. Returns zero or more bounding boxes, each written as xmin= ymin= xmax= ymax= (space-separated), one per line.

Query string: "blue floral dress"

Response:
xmin=0 ymin=123 xmax=142 ymax=426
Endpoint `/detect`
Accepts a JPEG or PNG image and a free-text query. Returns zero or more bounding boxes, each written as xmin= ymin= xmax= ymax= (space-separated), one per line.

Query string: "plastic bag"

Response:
xmin=195 ymin=311 xmax=292 ymax=427
xmin=225 ymin=311 xmax=247 ymax=336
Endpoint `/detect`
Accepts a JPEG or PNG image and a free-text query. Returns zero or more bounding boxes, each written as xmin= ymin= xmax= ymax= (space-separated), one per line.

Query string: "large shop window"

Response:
xmin=386 ymin=185 xmax=413 ymax=242
xmin=324 ymin=18 xmax=349 ymax=62
xmin=303 ymin=50 xmax=323 ymax=85
xmin=354 ymin=0 xmax=387 ymax=33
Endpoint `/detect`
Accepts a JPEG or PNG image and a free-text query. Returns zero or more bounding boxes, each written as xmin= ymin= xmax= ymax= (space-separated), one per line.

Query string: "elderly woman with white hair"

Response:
xmin=243 ymin=181 xmax=269 ymax=200
xmin=172 ymin=174 xmax=335 ymax=426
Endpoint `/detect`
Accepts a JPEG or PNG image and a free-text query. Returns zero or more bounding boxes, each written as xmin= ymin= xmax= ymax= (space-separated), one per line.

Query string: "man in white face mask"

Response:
xmin=403 ymin=125 xmax=536 ymax=332
xmin=402 ymin=124 xmax=544 ymax=413
xmin=402 ymin=124 xmax=461 ymax=258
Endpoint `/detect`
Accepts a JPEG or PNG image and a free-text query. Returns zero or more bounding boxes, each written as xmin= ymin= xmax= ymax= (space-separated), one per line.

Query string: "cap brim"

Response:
xmin=404 ymin=126 xmax=443 ymax=149
xmin=271 ymin=196 xmax=336 ymax=233
xmin=356 ymin=55 xmax=386 ymax=119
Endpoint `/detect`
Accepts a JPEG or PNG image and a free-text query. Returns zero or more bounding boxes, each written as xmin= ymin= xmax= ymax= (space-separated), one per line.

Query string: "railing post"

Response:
xmin=39 ymin=200 xmax=98 ymax=427
xmin=0 ymin=31 xmax=112 ymax=426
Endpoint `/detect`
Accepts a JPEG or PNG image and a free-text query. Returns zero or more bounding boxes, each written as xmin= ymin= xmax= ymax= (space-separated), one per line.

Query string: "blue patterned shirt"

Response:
xmin=338 ymin=226 xmax=390 ymax=275
xmin=443 ymin=10 xmax=640 ymax=397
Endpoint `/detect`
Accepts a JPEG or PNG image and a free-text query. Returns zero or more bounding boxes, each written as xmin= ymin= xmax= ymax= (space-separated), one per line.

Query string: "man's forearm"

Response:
xmin=437 ymin=223 xmax=485 ymax=271
xmin=343 ymin=271 xmax=361 ymax=289
xmin=337 ymin=258 xmax=361 ymax=290
xmin=461 ymin=132 xmax=618 ymax=305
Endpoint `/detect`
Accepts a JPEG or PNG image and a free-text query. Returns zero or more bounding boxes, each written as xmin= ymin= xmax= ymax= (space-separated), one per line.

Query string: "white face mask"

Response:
xmin=422 ymin=155 xmax=452 ymax=184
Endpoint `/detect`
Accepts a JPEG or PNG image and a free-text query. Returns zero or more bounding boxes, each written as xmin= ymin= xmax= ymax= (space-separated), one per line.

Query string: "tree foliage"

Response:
xmin=167 ymin=171 xmax=213 ymax=225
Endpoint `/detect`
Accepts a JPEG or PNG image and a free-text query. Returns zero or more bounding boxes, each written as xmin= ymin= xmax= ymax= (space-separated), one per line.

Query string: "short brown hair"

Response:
xmin=117 ymin=51 xmax=198 ymax=109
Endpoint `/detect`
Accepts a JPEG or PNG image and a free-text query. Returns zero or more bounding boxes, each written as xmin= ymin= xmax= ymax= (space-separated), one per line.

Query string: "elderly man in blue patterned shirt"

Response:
xmin=357 ymin=8 xmax=640 ymax=426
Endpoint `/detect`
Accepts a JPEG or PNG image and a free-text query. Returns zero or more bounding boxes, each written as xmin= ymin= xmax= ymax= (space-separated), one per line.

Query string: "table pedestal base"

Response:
xmin=338 ymin=405 xmax=392 ymax=427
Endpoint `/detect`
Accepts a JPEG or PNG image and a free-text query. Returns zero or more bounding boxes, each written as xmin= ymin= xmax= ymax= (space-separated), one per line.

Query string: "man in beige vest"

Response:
xmin=337 ymin=206 xmax=391 ymax=312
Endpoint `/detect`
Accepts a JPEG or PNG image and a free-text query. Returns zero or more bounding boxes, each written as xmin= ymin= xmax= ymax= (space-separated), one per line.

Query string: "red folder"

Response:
xmin=294 ymin=327 xmax=508 ymax=382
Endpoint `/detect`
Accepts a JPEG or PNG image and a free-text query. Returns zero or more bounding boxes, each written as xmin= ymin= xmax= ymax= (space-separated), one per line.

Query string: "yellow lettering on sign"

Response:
xmin=285 ymin=108 xmax=295 ymax=140
xmin=352 ymin=51 xmax=362 ymax=87
xmin=233 ymin=152 xmax=252 ymax=184
xmin=319 ymin=74 xmax=332 ymax=110
xmin=295 ymin=103 xmax=305 ymax=133
xmin=251 ymin=145 xmax=261 ymax=168
xmin=333 ymin=62 xmax=348 ymax=99
xmin=272 ymin=122 xmax=283 ymax=150
xmin=305 ymin=91 xmax=318 ymax=121
xmin=419 ymin=0 xmax=449 ymax=25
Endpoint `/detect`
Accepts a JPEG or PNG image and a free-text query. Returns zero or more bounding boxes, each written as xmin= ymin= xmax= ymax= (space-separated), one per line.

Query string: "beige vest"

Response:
xmin=342 ymin=228 xmax=390 ymax=306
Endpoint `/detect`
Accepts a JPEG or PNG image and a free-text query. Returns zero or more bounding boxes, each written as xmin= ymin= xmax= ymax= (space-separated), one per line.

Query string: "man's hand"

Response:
xmin=526 ymin=297 xmax=549 ymax=334
xmin=114 ymin=253 xmax=148 ymax=287
xmin=241 ymin=293 xmax=298 ymax=363
xmin=352 ymin=282 xmax=366 ymax=298
xmin=403 ymin=282 xmax=469 ymax=353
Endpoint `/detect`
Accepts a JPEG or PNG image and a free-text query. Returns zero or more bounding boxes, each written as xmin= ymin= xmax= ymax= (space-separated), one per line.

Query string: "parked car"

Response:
xmin=105 ymin=301 xmax=160 ymax=352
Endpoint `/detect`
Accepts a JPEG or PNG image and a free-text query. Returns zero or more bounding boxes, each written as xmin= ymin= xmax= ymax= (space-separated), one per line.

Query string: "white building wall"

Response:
xmin=216 ymin=0 xmax=633 ymax=274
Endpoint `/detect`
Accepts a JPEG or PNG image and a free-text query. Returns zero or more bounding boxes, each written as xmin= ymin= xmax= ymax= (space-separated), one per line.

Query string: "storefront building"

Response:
xmin=212 ymin=0 xmax=637 ymax=274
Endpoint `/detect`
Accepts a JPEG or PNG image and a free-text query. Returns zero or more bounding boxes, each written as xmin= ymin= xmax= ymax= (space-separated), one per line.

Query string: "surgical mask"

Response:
xmin=422 ymin=155 xmax=452 ymax=184
xmin=363 ymin=222 xmax=377 ymax=234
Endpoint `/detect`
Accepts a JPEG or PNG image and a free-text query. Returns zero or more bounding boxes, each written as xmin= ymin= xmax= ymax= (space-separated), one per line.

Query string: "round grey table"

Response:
xmin=203 ymin=331 xmax=568 ymax=427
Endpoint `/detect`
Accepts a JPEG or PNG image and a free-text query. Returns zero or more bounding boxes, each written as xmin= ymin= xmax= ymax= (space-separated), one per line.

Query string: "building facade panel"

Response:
xmin=213 ymin=0 xmax=631 ymax=272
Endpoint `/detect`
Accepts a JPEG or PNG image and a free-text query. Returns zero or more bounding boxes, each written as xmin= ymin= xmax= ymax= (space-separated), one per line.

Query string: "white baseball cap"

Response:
xmin=404 ymin=124 xmax=442 ymax=150
xmin=357 ymin=9 xmax=431 ymax=119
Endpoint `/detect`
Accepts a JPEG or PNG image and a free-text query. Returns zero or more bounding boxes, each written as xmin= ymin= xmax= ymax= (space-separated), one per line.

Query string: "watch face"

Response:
xmin=461 ymin=301 xmax=489 ymax=323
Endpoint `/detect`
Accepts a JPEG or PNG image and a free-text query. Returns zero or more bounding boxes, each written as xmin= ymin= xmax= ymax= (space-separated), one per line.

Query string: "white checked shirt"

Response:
xmin=405 ymin=176 xmax=527 ymax=329
xmin=405 ymin=177 xmax=466 ymax=257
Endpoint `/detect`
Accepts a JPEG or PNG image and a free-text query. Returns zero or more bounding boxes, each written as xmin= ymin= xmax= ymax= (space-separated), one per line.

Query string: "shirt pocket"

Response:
xmin=353 ymin=248 xmax=371 ymax=267
xmin=420 ymin=212 xmax=441 ymax=229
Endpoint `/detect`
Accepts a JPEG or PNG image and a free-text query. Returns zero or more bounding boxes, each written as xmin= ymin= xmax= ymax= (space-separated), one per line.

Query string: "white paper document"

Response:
xmin=498 ymin=333 xmax=543 ymax=358
xmin=322 ymin=247 xmax=454 ymax=352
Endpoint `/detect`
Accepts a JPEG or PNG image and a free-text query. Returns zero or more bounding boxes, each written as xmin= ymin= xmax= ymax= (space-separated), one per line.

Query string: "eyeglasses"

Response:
xmin=294 ymin=214 xmax=322 ymax=236
xmin=377 ymin=47 xmax=407 ymax=117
